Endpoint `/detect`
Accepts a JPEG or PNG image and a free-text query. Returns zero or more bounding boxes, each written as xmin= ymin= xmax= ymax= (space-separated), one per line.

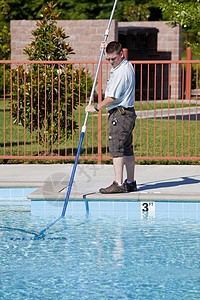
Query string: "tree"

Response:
xmin=159 ymin=0 xmax=200 ymax=54
xmin=0 ymin=0 xmax=10 ymax=96
xmin=5 ymin=0 xmax=163 ymax=22
xmin=11 ymin=2 xmax=93 ymax=154
xmin=5 ymin=0 xmax=45 ymax=20
xmin=23 ymin=2 xmax=74 ymax=61
xmin=124 ymin=4 xmax=150 ymax=21
xmin=0 ymin=0 xmax=10 ymax=59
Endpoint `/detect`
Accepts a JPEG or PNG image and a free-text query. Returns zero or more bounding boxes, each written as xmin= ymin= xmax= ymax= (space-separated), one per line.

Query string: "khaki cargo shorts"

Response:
xmin=108 ymin=107 xmax=137 ymax=157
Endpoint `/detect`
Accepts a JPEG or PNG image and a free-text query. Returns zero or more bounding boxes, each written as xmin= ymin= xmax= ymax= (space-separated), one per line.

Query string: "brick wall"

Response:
xmin=11 ymin=19 xmax=117 ymax=61
xmin=10 ymin=19 xmax=182 ymax=99
xmin=11 ymin=20 xmax=181 ymax=61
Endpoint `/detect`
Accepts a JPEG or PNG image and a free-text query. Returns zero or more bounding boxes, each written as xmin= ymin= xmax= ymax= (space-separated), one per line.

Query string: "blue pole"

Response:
xmin=61 ymin=0 xmax=118 ymax=217
xmin=37 ymin=0 xmax=118 ymax=237
xmin=61 ymin=131 xmax=85 ymax=217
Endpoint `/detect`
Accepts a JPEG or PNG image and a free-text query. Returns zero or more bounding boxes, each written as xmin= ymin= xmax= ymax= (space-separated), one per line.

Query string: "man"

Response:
xmin=85 ymin=41 xmax=137 ymax=193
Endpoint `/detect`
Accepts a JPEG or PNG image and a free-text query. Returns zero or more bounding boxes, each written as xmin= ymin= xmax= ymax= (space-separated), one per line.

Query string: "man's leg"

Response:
xmin=99 ymin=156 xmax=126 ymax=193
xmin=113 ymin=156 xmax=124 ymax=185
xmin=124 ymin=154 xmax=137 ymax=192
xmin=124 ymin=155 xmax=135 ymax=182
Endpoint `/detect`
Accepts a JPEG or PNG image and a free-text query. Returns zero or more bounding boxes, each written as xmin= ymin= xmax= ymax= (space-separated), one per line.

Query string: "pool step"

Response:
xmin=27 ymin=181 xmax=69 ymax=200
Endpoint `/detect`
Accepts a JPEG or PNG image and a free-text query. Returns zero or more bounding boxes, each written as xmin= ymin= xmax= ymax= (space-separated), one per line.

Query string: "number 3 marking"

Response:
xmin=142 ymin=203 xmax=149 ymax=212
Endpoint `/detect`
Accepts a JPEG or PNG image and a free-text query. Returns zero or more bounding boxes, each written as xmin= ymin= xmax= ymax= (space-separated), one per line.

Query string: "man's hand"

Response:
xmin=85 ymin=105 xmax=96 ymax=113
xmin=100 ymin=41 xmax=107 ymax=52
xmin=85 ymin=96 xmax=116 ymax=113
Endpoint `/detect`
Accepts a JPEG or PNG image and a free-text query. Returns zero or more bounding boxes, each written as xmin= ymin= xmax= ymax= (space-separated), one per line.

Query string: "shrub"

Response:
xmin=0 ymin=64 xmax=10 ymax=96
xmin=11 ymin=2 xmax=93 ymax=154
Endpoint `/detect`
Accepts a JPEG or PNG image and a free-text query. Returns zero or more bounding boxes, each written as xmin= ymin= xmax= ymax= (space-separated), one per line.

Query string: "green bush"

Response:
xmin=191 ymin=64 xmax=200 ymax=89
xmin=11 ymin=63 xmax=92 ymax=153
xmin=0 ymin=64 xmax=10 ymax=96
xmin=10 ymin=2 xmax=93 ymax=154
xmin=0 ymin=0 xmax=10 ymax=60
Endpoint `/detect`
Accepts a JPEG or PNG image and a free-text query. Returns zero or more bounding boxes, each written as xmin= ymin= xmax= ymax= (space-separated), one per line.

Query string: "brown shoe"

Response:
xmin=99 ymin=181 xmax=126 ymax=194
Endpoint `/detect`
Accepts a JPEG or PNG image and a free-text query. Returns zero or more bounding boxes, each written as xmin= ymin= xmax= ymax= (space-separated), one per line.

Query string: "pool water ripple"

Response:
xmin=1 ymin=210 xmax=200 ymax=299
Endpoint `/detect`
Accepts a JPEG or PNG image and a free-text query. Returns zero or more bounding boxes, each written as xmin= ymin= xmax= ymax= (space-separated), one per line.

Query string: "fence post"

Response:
xmin=185 ymin=47 xmax=192 ymax=100
xmin=123 ymin=48 xmax=128 ymax=59
xmin=97 ymin=65 xmax=102 ymax=164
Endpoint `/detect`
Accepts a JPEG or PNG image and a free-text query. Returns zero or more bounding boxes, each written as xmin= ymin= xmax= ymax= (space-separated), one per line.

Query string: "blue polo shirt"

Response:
xmin=105 ymin=58 xmax=135 ymax=111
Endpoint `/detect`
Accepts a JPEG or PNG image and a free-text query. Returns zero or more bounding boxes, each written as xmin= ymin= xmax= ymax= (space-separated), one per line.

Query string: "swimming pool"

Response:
xmin=0 ymin=187 xmax=38 ymax=212
xmin=1 ymin=189 xmax=200 ymax=299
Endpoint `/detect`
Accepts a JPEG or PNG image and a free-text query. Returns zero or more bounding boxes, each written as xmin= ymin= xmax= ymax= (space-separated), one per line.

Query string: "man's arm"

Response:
xmin=85 ymin=96 xmax=117 ymax=113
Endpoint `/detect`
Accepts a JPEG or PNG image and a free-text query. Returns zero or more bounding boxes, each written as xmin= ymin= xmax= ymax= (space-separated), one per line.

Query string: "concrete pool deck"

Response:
xmin=0 ymin=164 xmax=200 ymax=201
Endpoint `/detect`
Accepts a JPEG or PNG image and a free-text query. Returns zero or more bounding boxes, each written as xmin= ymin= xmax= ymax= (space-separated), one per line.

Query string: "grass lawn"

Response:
xmin=0 ymin=99 xmax=200 ymax=162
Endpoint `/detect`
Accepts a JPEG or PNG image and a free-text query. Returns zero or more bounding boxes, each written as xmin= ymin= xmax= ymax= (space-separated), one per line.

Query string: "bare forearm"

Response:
xmin=97 ymin=96 xmax=116 ymax=110
xmin=85 ymin=96 xmax=116 ymax=113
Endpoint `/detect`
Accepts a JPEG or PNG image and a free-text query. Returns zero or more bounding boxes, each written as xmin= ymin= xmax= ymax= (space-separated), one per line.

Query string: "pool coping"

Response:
xmin=0 ymin=181 xmax=199 ymax=202
xmin=28 ymin=192 xmax=200 ymax=202
xmin=0 ymin=164 xmax=200 ymax=202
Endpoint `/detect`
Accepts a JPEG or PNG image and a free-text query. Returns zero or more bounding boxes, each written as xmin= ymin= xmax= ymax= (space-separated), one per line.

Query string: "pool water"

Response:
xmin=1 ymin=200 xmax=200 ymax=299
xmin=0 ymin=187 xmax=38 ymax=212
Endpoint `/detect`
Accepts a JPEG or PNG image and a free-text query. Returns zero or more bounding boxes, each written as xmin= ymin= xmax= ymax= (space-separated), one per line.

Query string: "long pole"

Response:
xmin=61 ymin=0 xmax=118 ymax=217
xmin=37 ymin=0 xmax=118 ymax=237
